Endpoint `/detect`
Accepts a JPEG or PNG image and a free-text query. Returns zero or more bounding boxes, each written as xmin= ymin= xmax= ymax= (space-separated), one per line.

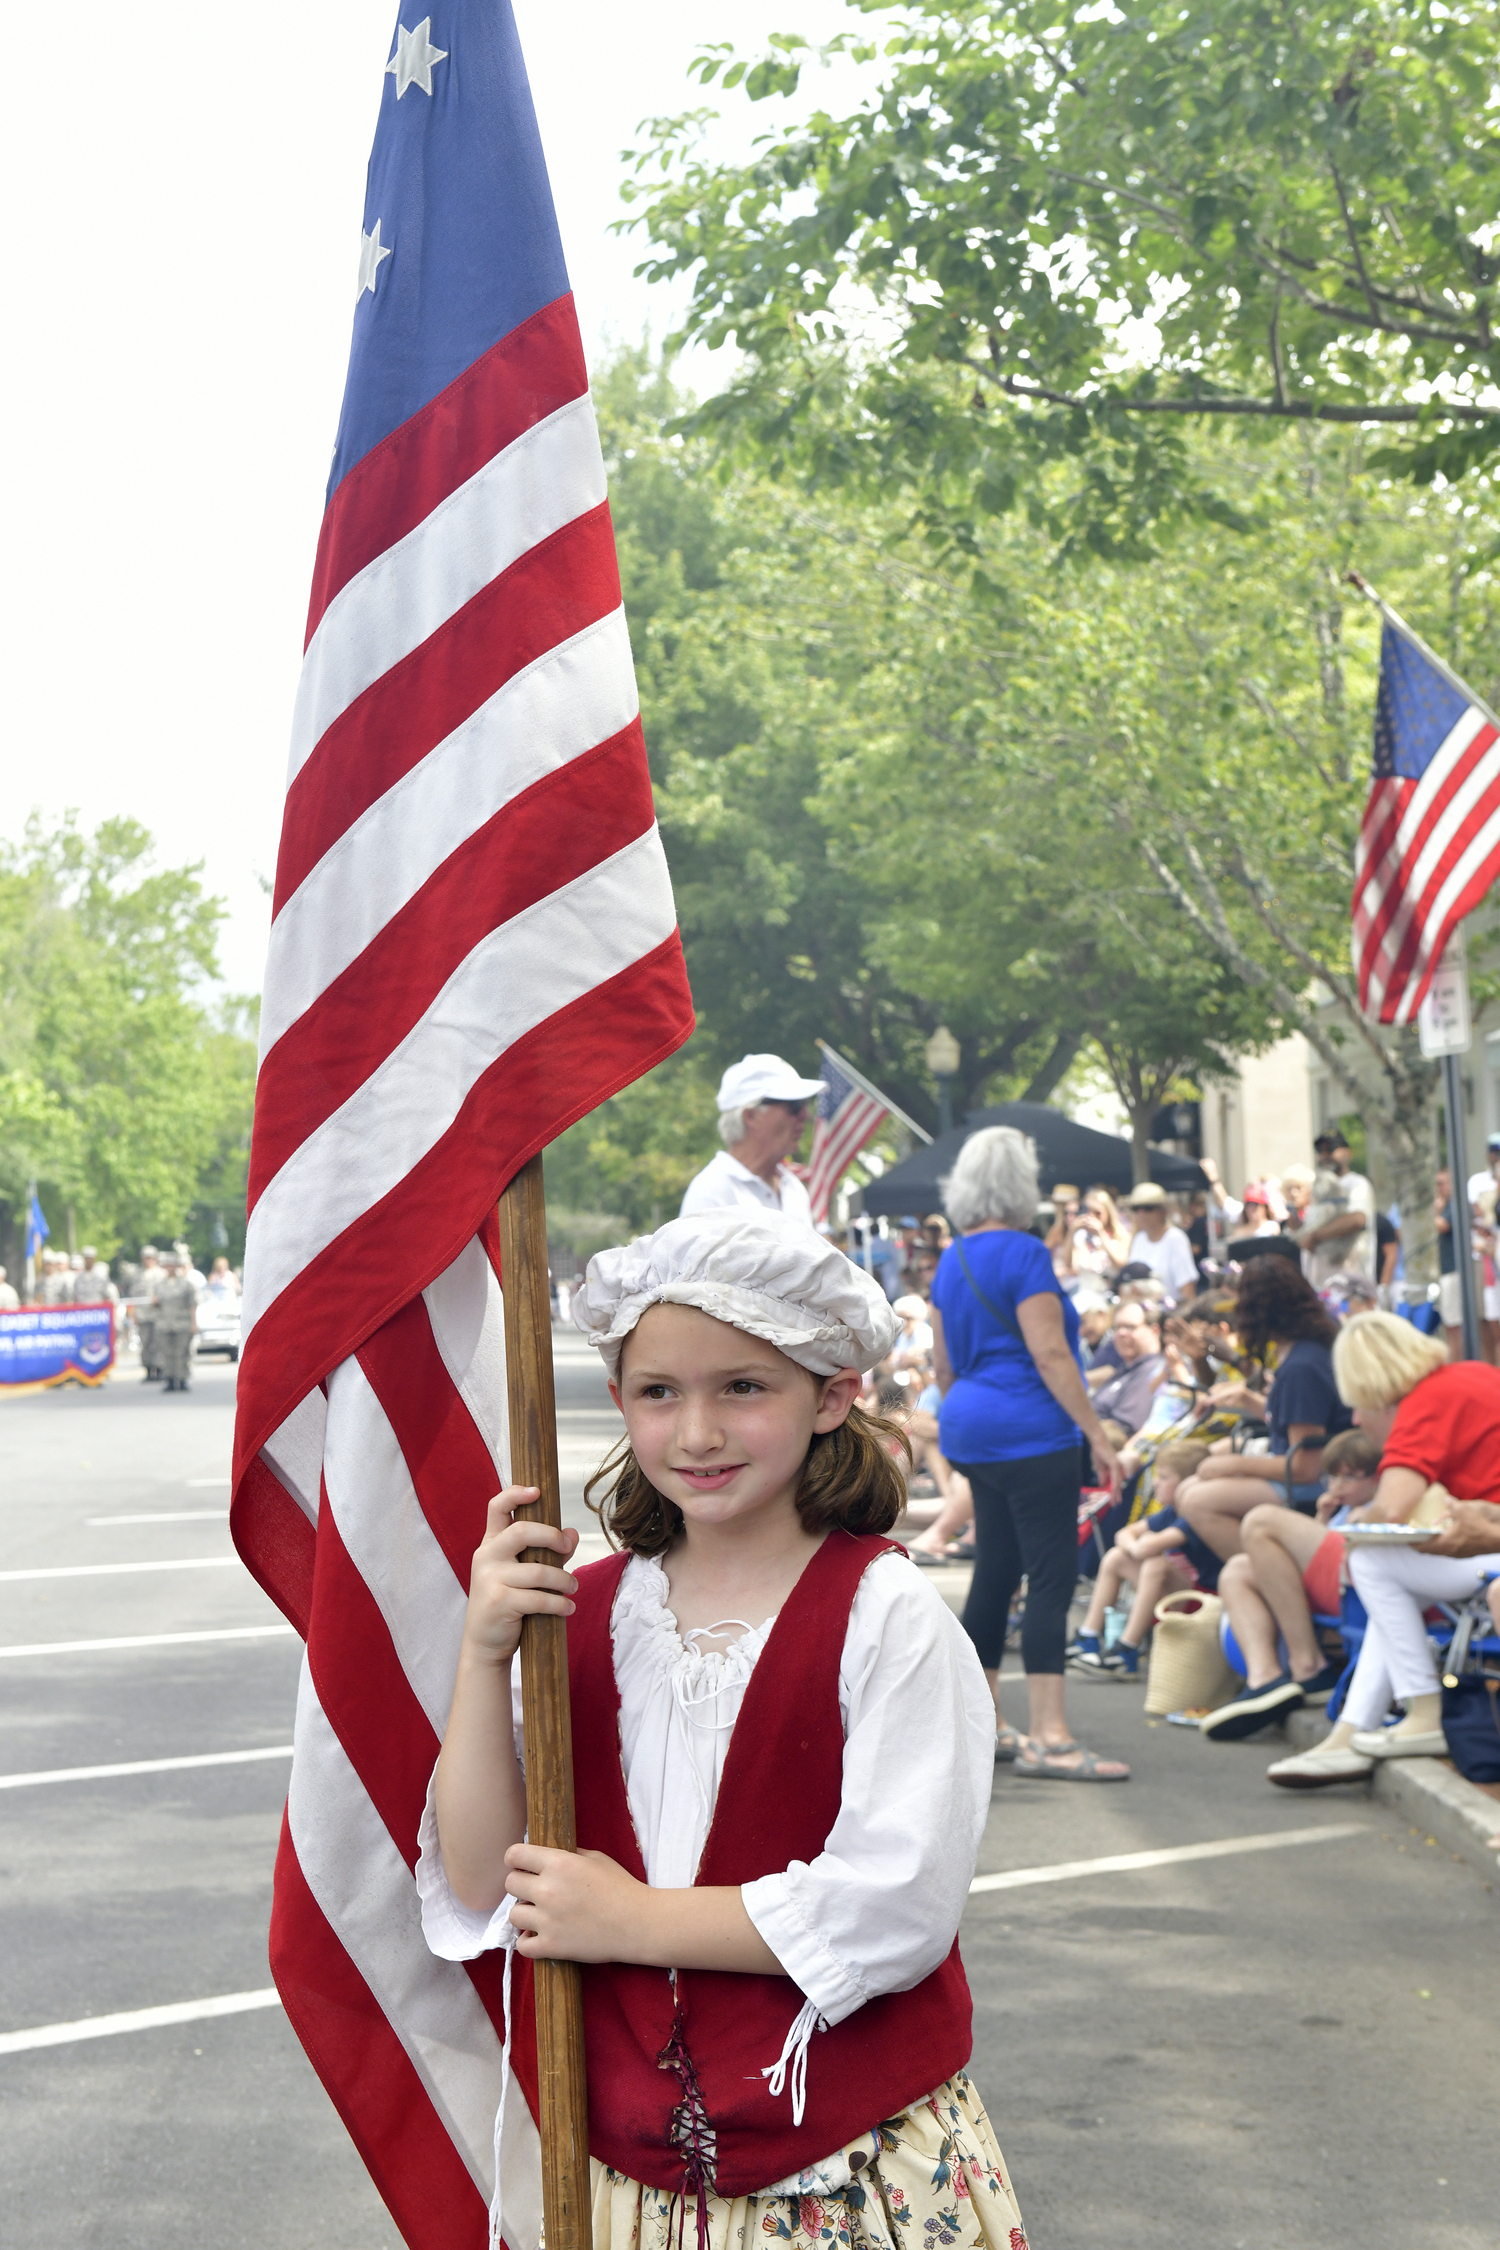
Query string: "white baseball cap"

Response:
xmin=716 ymin=1052 xmax=825 ymax=1109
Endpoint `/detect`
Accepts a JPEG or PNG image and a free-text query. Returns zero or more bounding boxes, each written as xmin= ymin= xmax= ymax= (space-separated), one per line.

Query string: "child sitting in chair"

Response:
xmin=1067 ymin=1440 xmax=1214 ymax=1677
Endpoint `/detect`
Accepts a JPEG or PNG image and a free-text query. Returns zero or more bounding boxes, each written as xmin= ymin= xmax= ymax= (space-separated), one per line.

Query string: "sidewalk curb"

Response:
xmin=1285 ymin=1709 xmax=1500 ymax=1886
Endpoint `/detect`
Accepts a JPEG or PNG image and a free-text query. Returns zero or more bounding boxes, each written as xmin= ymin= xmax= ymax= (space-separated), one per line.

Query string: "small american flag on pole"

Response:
xmin=230 ymin=8 xmax=693 ymax=2246
xmin=1351 ymin=578 xmax=1500 ymax=1024
xmin=806 ymin=1043 xmax=930 ymax=1224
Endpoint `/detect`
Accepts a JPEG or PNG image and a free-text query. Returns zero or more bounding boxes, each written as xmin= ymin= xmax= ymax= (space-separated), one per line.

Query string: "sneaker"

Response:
xmin=1349 ymin=1725 xmax=1448 ymax=1759
xmin=1064 ymin=1632 xmax=1102 ymax=1665
xmin=1200 ymin=1673 xmax=1304 ymax=1741
xmin=1266 ymin=1742 xmax=1374 ymax=1789
xmin=1070 ymin=1644 xmax=1139 ymax=1678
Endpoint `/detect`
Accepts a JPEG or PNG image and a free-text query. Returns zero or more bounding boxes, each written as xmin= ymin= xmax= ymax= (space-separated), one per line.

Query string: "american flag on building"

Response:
xmin=1353 ymin=593 xmax=1500 ymax=1024
xmin=230 ymin=9 xmax=693 ymax=2246
xmin=806 ymin=1044 xmax=924 ymax=1224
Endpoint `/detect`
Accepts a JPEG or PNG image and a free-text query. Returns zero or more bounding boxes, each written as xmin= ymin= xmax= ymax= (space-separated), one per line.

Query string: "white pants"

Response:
xmin=1343 ymin=1545 xmax=1500 ymax=1730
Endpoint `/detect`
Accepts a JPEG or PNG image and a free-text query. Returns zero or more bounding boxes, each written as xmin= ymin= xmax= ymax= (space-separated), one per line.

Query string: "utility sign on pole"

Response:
xmin=1418 ymin=933 xmax=1482 ymax=1359
xmin=1417 ymin=934 xmax=1472 ymax=1058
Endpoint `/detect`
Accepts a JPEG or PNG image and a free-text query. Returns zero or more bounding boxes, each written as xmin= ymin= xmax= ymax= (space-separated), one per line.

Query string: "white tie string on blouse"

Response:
xmin=416 ymin=1546 xmax=995 ymax=2136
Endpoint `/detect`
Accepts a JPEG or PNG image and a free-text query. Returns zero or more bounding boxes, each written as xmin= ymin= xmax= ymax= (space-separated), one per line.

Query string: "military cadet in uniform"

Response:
xmin=154 ymin=1250 xmax=198 ymax=1393
xmin=134 ymin=1246 xmax=163 ymax=1380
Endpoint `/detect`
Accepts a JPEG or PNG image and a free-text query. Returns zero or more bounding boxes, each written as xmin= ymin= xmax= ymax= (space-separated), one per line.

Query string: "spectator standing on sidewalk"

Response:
xmin=929 ymin=1126 xmax=1128 ymax=1782
xmin=679 ymin=1054 xmax=824 ymax=1225
xmin=0 ymin=1266 xmax=18 ymax=1312
xmin=1123 ymin=1182 xmax=1199 ymax=1301
xmin=1295 ymin=1130 xmax=1376 ymax=1285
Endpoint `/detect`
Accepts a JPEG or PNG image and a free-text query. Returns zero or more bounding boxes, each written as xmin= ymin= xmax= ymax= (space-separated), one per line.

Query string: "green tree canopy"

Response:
xmin=629 ymin=1 xmax=1500 ymax=542
xmin=0 ymin=818 xmax=256 ymax=1266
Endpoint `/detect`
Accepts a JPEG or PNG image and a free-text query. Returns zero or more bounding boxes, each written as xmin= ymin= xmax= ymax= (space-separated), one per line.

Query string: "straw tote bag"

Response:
xmin=1143 ymin=1590 xmax=1241 ymax=1716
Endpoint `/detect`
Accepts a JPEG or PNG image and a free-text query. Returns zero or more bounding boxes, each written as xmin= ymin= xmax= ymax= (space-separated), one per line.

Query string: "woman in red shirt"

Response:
xmin=1269 ymin=1312 xmax=1500 ymax=1789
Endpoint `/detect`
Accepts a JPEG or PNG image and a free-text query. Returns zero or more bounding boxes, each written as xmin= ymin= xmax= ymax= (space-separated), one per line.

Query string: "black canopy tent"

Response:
xmin=857 ymin=1102 xmax=1208 ymax=1219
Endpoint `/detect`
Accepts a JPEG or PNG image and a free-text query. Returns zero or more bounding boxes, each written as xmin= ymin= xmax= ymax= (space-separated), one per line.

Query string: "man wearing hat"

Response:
xmin=153 ymin=1249 xmax=199 ymax=1393
xmin=680 ymin=1053 xmax=825 ymax=1225
xmin=1123 ymin=1182 xmax=1199 ymax=1299
xmin=1295 ymin=1130 xmax=1375 ymax=1286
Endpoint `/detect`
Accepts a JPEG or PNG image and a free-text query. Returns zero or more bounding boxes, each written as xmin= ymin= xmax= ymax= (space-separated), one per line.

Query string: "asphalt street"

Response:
xmin=1 ymin=1335 xmax=1495 ymax=2249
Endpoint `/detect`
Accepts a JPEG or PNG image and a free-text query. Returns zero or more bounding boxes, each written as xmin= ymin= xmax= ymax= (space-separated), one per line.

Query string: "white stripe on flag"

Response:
xmin=321 ymin=1357 xmax=468 ymax=1738
xmin=1389 ymin=800 xmax=1500 ymax=1023
xmin=286 ymin=1668 xmax=542 ymax=2241
xmin=263 ymin=607 xmax=639 ymax=1057
xmin=289 ymin=393 xmax=607 ymax=783
xmin=1368 ymin=732 xmax=1500 ymax=1011
xmin=243 ymin=825 xmax=678 ymax=1336
xmin=423 ymin=1239 xmax=510 ymax=1484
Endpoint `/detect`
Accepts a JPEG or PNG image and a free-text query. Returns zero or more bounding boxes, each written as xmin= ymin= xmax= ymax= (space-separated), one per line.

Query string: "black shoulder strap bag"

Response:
xmin=952 ymin=1235 xmax=1026 ymax=1347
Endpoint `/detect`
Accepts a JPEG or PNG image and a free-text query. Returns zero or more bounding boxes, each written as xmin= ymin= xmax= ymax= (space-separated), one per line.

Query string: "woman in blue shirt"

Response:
xmin=931 ymin=1128 xmax=1127 ymax=1782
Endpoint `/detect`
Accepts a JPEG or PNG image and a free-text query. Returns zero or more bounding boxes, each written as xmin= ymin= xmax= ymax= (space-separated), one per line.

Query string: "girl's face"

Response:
xmin=610 ymin=1303 xmax=859 ymax=1536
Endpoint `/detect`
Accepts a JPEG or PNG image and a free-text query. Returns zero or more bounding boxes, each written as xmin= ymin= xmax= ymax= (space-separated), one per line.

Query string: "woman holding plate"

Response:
xmin=1267 ymin=1311 xmax=1500 ymax=1788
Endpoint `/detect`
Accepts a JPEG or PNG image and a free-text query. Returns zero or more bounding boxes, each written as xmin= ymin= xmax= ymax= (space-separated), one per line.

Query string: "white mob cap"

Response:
xmin=574 ymin=1209 xmax=900 ymax=1379
xmin=717 ymin=1052 xmax=825 ymax=1110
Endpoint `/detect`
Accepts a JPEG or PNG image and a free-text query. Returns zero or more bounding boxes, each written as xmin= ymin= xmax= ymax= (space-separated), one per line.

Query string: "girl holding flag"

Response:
xmin=419 ymin=1209 xmax=1028 ymax=2250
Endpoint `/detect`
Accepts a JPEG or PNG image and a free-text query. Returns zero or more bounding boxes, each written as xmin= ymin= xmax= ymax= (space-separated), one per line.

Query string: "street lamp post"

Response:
xmin=925 ymin=1025 xmax=961 ymax=1138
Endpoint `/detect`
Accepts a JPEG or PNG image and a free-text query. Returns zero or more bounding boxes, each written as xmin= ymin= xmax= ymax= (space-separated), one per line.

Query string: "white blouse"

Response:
xmin=417 ymin=1547 xmax=995 ymax=2031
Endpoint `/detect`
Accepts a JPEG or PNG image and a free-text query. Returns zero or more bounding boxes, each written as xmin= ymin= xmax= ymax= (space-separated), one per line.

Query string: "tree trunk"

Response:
xmin=1125 ymin=1104 xmax=1154 ymax=1187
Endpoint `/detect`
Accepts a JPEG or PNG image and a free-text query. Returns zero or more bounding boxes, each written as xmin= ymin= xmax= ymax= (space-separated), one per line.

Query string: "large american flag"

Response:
xmin=230 ymin=9 xmax=693 ymax=2246
xmin=1353 ymin=599 xmax=1500 ymax=1023
xmin=806 ymin=1045 xmax=899 ymax=1224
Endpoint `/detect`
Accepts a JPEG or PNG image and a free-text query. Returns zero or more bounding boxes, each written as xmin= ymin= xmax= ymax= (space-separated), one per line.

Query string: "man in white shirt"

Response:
xmin=1123 ymin=1182 xmax=1199 ymax=1299
xmin=1295 ymin=1131 xmax=1376 ymax=1285
xmin=679 ymin=1053 xmax=825 ymax=1225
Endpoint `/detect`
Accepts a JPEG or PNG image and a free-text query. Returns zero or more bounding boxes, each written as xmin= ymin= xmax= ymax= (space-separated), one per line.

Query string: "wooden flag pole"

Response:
xmin=498 ymin=1153 xmax=591 ymax=2250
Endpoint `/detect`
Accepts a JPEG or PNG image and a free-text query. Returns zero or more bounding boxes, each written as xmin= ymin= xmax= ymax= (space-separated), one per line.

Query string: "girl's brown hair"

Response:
xmin=585 ymin=1401 xmax=911 ymax=1558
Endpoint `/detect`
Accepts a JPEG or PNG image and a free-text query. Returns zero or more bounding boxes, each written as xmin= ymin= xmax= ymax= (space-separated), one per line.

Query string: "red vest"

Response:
xmin=510 ymin=1529 xmax=973 ymax=2197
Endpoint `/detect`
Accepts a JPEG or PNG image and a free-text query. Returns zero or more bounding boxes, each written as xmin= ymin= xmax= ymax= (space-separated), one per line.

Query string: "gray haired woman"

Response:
xmin=930 ymin=1127 xmax=1128 ymax=1781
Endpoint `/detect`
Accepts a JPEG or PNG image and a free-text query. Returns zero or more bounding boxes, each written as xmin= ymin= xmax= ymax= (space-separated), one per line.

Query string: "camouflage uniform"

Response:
xmin=154 ymin=1268 xmax=198 ymax=1391
xmin=134 ymin=1252 xmax=163 ymax=1379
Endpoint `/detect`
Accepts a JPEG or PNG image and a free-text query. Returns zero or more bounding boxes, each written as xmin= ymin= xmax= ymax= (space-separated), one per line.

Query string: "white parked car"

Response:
xmin=194 ymin=1297 xmax=242 ymax=1363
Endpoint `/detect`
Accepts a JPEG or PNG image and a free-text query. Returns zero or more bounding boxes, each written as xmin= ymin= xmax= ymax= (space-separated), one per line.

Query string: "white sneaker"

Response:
xmin=1265 ymin=1743 xmax=1374 ymax=1789
xmin=1349 ymin=1727 xmax=1448 ymax=1760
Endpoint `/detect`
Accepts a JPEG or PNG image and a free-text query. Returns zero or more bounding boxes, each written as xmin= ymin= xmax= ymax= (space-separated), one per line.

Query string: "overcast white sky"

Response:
xmin=0 ymin=1 xmax=864 ymax=996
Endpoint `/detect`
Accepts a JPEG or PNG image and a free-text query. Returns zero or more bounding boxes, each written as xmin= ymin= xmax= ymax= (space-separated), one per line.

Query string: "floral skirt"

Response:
xmin=590 ymin=2074 xmax=1027 ymax=2250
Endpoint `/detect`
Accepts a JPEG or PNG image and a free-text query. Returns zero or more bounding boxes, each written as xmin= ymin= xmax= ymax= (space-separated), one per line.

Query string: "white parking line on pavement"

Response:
xmin=0 ymin=1624 xmax=296 ymax=1659
xmin=85 ymin=1510 xmax=230 ymax=1525
xmin=0 ymin=1556 xmax=242 ymax=1582
xmin=0 ymin=1745 xmax=294 ymax=1791
xmin=0 ymin=1825 xmax=1367 ymax=2058
xmin=0 ymin=1988 xmax=282 ymax=2057
xmin=967 ymin=1823 xmax=1364 ymax=1894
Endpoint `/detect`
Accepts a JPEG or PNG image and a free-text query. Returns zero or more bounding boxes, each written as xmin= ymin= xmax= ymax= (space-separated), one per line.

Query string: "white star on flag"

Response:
xmin=356 ymin=219 xmax=391 ymax=300
xmin=385 ymin=17 xmax=448 ymax=98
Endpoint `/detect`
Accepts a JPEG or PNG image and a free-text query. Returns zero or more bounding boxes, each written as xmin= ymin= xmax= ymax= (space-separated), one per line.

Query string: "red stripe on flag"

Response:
xmin=251 ymin=723 xmax=656 ymax=1208
xmin=306 ymin=294 xmax=588 ymax=645
xmin=358 ymin=1297 xmax=501 ymax=1587
xmin=270 ymin=1813 xmax=490 ymax=2250
xmin=305 ymin=1499 xmax=443 ymax=1866
xmin=276 ymin=503 xmax=622 ymax=915
xmin=231 ymin=1451 xmax=317 ymax=1639
xmin=234 ymin=937 xmax=694 ymax=1498
xmin=1365 ymin=738 xmax=1500 ymax=1008
xmin=1358 ymin=725 xmax=1499 ymax=970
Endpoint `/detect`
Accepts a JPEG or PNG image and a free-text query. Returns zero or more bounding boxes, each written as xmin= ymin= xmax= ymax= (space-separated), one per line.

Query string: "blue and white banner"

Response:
xmin=0 ymin=1304 xmax=116 ymax=1392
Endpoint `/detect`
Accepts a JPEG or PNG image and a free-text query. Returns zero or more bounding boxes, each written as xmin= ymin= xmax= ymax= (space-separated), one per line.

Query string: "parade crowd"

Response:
xmin=0 ymin=1241 xmax=243 ymax=1394
xmin=675 ymin=1057 xmax=1500 ymax=1797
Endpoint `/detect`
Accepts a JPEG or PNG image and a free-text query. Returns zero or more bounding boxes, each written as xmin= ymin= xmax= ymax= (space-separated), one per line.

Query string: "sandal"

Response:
xmin=994 ymin=1723 xmax=1028 ymax=1763
xmin=1014 ymin=1738 xmax=1129 ymax=1782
